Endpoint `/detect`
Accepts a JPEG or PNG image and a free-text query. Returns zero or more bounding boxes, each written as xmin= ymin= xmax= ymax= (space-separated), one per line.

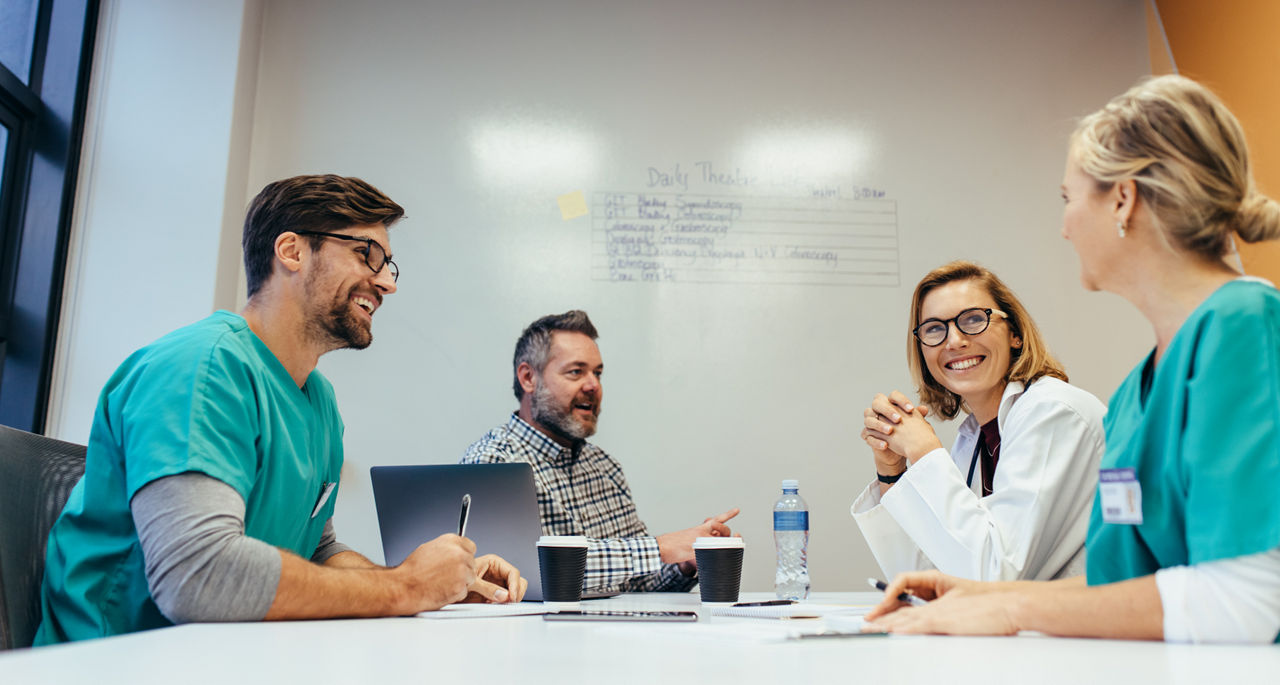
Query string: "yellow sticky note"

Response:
xmin=557 ymin=191 xmax=589 ymax=220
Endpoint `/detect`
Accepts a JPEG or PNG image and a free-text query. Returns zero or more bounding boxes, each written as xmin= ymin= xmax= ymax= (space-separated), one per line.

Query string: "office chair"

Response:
xmin=0 ymin=425 xmax=86 ymax=650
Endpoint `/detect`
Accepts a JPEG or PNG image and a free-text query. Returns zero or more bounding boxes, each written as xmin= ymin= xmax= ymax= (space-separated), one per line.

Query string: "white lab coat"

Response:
xmin=851 ymin=377 xmax=1106 ymax=581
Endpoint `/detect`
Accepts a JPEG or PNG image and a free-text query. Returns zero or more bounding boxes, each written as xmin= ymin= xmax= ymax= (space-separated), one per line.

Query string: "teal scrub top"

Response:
xmin=35 ymin=311 xmax=344 ymax=644
xmin=1086 ymin=280 xmax=1280 ymax=587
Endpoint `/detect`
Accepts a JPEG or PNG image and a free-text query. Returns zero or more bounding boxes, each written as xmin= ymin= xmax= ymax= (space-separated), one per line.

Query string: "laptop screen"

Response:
xmin=370 ymin=463 xmax=545 ymax=601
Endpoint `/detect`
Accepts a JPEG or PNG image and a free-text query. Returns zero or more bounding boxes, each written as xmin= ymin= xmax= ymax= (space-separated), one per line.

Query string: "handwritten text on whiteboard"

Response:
xmin=591 ymin=192 xmax=899 ymax=286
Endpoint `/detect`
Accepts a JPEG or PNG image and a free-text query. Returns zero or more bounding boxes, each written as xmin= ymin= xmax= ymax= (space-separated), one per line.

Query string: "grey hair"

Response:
xmin=512 ymin=310 xmax=599 ymax=400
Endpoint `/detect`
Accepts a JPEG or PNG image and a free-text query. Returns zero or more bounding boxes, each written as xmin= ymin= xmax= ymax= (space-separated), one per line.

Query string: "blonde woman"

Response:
xmin=853 ymin=262 xmax=1106 ymax=581
xmin=867 ymin=75 xmax=1280 ymax=644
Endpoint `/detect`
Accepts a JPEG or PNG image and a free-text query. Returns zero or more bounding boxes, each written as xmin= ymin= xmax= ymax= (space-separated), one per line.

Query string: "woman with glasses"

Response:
xmin=865 ymin=76 xmax=1280 ymax=643
xmin=851 ymin=261 xmax=1106 ymax=581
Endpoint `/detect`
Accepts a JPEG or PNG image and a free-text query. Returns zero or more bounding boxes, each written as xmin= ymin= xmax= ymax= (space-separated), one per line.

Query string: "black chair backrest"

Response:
xmin=0 ymin=425 xmax=86 ymax=650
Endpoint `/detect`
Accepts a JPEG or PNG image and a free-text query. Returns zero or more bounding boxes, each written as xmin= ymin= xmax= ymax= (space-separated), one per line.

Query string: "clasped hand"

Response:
xmin=861 ymin=390 xmax=943 ymax=466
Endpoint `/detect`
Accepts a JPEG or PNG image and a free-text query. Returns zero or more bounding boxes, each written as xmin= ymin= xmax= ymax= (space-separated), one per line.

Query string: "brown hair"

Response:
xmin=1071 ymin=74 xmax=1280 ymax=259
xmin=907 ymin=261 xmax=1067 ymax=420
xmin=242 ymin=174 xmax=405 ymax=297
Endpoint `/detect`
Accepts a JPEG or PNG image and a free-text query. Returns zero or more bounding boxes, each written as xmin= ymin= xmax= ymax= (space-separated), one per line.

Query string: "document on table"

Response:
xmin=417 ymin=603 xmax=548 ymax=619
xmin=592 ymin=615 xmax=877 ymax=644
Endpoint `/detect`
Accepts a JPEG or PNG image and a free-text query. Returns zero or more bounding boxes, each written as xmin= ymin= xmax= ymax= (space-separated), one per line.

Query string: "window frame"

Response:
xmin=0 ymin=0 xmax=99 ymax=433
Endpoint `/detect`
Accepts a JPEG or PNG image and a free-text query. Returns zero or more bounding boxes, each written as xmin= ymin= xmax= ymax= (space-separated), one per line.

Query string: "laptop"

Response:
xmin=370 ymin=463 xmax=545 ymax=601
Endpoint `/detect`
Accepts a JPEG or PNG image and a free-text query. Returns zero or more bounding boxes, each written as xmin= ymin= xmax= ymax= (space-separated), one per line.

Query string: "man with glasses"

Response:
xmin=36 ymin=175 xmax=525 ymax=645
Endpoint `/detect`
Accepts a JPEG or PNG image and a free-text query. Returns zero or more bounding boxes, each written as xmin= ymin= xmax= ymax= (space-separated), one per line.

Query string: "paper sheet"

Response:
xmin=593 ymin=615 xmax=877 ymax=644
xmin=707 ymin=602 xmax=873 ymax=619
xmin=417 ymin=603 xmax=547 ymax=619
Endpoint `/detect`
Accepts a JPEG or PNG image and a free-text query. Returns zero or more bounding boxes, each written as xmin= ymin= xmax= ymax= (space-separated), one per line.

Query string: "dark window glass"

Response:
xmin=0 ymin=122 xmax=8 ymax=177
xmin=0 ymin=0 xmax=97 ymax=432
xmin=0 ymin=116 xmax=10 ymax=327
xmin=0 ymin=0 xmax=40 ymax=84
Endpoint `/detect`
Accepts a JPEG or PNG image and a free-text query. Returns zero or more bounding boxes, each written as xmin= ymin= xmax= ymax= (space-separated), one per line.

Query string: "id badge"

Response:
xmin=1099 ymin=468 xmax=1143 ymax=525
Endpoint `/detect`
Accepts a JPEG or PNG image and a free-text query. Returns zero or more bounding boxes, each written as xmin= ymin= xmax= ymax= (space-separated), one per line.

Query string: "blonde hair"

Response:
xmin=907 ymin=261 xmax=1067 ymax=420
xmin=1071 ymin=74 xmax=1280 ymax=258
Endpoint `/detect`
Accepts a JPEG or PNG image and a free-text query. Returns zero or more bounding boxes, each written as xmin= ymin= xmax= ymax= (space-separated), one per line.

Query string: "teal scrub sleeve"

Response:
xmin=1181 ymin=299 xmax=1280 ymax=564
xmin=120 ymin=343 xmax=260 ymax=502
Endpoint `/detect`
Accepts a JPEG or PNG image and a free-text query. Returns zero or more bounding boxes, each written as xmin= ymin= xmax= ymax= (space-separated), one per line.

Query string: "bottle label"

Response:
xmin=773 ymin=511 xmax=809 ymax=531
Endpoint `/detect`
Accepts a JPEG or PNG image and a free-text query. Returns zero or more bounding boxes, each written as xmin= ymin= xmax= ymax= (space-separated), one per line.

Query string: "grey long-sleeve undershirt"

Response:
xmin=131 ymin=472 xmax=352 ymax=624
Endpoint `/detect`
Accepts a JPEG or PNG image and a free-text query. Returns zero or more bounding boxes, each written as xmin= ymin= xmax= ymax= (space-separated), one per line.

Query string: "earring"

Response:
xmin=1116 ymin=220 xmax=1126 ymax=238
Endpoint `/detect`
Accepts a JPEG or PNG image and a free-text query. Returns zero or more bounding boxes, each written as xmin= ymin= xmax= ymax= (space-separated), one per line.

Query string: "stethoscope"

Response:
xmin=966 ymin=441 xmax=982 ymax=489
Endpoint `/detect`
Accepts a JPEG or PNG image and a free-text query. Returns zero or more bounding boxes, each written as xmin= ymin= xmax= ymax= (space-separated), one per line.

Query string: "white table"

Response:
xmin=2 ymin=592 xmax=1277 ymax=684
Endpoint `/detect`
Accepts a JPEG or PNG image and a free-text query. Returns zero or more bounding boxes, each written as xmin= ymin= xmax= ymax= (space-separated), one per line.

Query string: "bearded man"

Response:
xmin=460 ymin=310 xmax=738 ymax=593
xmin=37 ymin=175 xmax=524 ymax=645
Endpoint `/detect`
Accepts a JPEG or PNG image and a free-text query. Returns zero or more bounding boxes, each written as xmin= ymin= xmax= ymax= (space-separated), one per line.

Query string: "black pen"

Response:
xmin=731 ymin=599 xmax=796 ymax=607
xmin=458 ymin=493 xmax=471 ymax=537
xmin=868 ymin=578 xmax=927 ymax=607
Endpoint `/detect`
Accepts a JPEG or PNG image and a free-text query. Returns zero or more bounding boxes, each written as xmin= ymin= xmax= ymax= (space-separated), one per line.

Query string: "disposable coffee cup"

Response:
xmin=693 ymin=536 xmax=745 ymax=604
xmin=537 ymin=535 xmax=589 ymax=608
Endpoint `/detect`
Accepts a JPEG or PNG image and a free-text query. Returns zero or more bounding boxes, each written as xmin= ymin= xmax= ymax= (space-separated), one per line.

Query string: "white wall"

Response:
xmin=49 ymin=0 xmax=260 ymax=441
xmin=53 ymin=0 xmax=1154 ymax=592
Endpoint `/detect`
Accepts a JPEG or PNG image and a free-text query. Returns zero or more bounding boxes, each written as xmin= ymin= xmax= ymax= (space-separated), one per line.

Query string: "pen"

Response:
xmin=791 ymin=630 xmax=889 ymax=640
xmin=458 ymin=493 xmax=471 ymax=537
xmin=867 ymin=578 xmax=927 ymax=607
xmin=731 ymin=600 xmax=796 ymax=607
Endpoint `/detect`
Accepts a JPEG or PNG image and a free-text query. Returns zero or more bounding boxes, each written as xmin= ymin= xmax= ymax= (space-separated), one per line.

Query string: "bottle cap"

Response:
xmin=781 ymin=479 xmax=799 ymax=489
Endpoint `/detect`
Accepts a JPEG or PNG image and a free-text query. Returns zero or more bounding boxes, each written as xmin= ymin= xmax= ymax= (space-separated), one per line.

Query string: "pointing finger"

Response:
xmin=714 ymin=508 xmax=741 ymax=523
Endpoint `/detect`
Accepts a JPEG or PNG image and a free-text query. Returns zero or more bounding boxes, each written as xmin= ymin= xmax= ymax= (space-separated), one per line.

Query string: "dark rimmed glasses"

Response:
xmin=913 ymin=307 xmax=1007 ymax=347
xmin=294 ymin=230 xmax=398 ymax=282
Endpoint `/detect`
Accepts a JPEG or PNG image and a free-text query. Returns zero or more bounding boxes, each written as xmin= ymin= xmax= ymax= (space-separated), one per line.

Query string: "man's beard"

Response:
xmin=320 ymin=294 xmax=372 ymax=350
xmin=530 ymin=379 xmax=598 ymax=444
xmin=305 ymin=271 xmax=372 ymax=351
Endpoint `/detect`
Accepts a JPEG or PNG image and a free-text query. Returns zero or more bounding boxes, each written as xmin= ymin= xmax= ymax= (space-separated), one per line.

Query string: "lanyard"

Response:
xmin=966 ymin=440 xmax=982 ymax=489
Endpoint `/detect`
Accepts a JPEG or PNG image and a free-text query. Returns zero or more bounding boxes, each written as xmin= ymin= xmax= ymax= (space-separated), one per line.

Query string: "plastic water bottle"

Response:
xmin=773 ymin=479 xmax=810 ymax=600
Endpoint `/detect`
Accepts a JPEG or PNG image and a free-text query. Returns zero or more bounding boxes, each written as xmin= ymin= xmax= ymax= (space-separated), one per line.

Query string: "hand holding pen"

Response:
xmin=868 ymin=577 xmax=928 ymax=607
xmin=864 ymin=570 xmax=986 ymax=625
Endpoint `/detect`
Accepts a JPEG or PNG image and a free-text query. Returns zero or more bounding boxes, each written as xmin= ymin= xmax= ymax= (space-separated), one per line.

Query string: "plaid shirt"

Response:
xmin=461 ymin=414 xmax=696 ymax=593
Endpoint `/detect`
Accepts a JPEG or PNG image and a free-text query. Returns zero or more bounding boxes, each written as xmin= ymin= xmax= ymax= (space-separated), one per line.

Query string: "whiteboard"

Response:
xmin=246 ymin=0 xmax=1153 ymax=591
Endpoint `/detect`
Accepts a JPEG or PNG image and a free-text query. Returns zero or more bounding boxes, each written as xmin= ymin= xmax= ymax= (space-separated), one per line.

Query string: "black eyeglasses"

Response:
xmin=912 ymin=308 xmax=1007 ymax=347
xmin=294 ymin=230 xmax=398 ymax=282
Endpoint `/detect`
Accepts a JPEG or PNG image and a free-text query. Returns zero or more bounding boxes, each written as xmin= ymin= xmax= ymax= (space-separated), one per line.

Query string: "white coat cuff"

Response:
xmin=906 ymin=447 xmax=951 ymax=474
xmin=885 ymin=447 xmax=952 ymax=505
xmin=851 ymin=478 xmax=882 ymax=514
xmin=851 ymin=475 xmax=927 ymax=579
